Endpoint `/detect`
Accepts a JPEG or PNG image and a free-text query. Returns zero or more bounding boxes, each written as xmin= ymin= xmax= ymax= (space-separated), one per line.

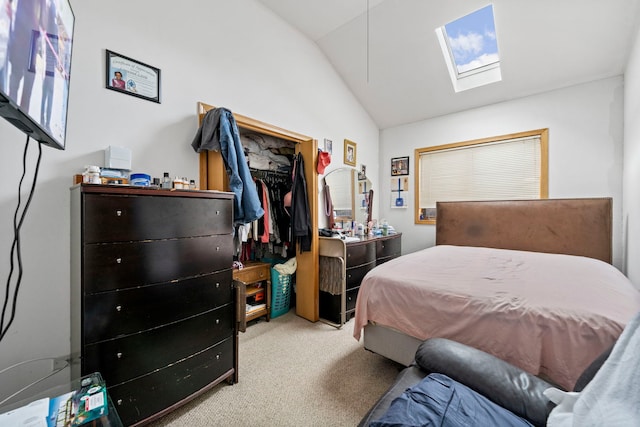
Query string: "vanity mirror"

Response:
xmin=324 ymin=167 xmax=372 ymax=227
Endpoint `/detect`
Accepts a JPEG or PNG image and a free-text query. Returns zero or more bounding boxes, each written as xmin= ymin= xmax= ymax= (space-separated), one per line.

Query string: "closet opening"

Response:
xmin=196 ymin=102 xmax=319 ymax=322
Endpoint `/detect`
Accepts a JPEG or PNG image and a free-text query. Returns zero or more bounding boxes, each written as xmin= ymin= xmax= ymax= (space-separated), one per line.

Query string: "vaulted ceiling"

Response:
xmin=257 ymin=0 xmax=640 ymax=129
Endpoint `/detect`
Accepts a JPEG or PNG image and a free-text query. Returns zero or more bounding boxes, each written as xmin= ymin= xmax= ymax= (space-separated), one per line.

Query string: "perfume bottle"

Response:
xmin=161 ymin=172 xmax=171 ymax=189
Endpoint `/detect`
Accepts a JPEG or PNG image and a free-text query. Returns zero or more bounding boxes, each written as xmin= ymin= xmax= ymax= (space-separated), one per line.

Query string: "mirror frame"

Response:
xmin=324 ymin=167 xmax=372 ymax=227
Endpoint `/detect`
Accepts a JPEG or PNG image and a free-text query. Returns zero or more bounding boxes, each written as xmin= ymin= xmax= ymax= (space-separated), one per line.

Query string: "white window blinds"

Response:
xmin=419 ymin=135 xmax=542 ymax=209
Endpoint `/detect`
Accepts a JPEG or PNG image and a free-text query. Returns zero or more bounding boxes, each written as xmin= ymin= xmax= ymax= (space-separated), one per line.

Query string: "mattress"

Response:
xmin=353 ymin=245 xmax=640 ymax=389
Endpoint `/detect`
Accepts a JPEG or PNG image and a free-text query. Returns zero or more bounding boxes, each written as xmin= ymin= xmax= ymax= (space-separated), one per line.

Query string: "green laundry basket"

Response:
xmin=271 ymin=268 xmax=292 ymax=318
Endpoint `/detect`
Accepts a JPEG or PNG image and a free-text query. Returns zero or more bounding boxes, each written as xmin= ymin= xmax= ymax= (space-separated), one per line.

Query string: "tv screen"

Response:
xmin=0 ymin=0 xmax=75 ymax=150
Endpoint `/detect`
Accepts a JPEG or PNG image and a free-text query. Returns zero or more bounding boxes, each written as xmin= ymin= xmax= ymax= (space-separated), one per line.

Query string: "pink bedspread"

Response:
xmin=353 ymin=245 xmax=640 ymax=390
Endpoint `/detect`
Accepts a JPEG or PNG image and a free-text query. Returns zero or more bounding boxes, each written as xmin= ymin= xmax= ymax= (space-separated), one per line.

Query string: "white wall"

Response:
xmin=380 ymin=77 xmax=626 ymax=270
xmin=624 ymin=25 xmax=640 ymax=286
xmin=0 ymin=0 xmax=378 ymax=390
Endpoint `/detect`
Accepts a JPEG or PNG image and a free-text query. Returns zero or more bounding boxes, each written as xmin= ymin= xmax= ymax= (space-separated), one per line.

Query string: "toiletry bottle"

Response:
xmin=173 ymin=176 xmax=182 ymax=189
xmin=83 ymin=165 xmax=101 ymax=184
xmin=162 ymin=172 xmax=171 ymax=189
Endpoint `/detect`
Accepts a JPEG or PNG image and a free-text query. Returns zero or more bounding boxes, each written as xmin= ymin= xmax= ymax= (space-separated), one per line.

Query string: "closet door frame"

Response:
xmin=196 ymin=102 xmax=319 ymax=322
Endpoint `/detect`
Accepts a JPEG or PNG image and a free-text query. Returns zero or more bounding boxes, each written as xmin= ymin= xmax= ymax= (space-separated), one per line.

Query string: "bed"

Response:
xmin=353 ymin=198 xmax=640 ymax=390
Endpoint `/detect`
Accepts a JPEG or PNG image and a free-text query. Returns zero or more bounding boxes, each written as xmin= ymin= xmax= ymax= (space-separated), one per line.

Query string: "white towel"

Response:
xmin=274 ymin=257 xmax=297 ymax=275
xmin=545 ymin=310 xmax=640 ymax=426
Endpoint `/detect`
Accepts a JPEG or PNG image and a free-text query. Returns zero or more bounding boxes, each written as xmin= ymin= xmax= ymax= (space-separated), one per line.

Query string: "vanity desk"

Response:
xmin=318 ymin=233 xmax=401 ymax=327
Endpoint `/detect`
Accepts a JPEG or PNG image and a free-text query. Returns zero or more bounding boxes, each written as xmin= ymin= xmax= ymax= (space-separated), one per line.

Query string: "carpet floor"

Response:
xmin=149 ymin=310 xmax=402 ymax=426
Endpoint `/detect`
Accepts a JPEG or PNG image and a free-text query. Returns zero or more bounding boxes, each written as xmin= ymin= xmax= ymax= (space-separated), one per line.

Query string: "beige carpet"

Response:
xmin=149 ymin=310 xmax=402 ymax=427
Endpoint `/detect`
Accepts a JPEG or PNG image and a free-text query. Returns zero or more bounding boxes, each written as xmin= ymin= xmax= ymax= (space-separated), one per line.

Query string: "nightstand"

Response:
xmin=234 ymin=261 xmax=271 ymax=331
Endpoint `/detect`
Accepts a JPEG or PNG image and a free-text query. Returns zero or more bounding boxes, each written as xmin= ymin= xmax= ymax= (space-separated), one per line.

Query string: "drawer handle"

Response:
xmin=216 ymin=354 xmax=221 ymax=360
xmin=116 ymin=210 xmax=122 ymax=217
xmin=116 ymin=352 xmax=123 ymax=359
xmin=348 ymin=296 xmax=352 ymax=301
xmin=216 ymin=247 xmax=220 ymax=251
xmin=116 ymin=258 xmax=122 ymax=264
xmin=117 ymin=399 xmax=122 ymax=406
xmin=348 ymin=274 xmax=352 ymax=279
xmin=216 ymin=210 xmax=220 ymax=215
xmin=116 ymin=305 xmax=122 ymax=312
xmin=216 ymin=282 xmax=220 ymax=288
xmin=216 ymin=319 xmax=220 ymax=325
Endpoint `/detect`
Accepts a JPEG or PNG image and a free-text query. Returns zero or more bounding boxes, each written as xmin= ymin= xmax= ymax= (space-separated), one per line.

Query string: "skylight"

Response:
xmin=436 ymin=4 xmax=502 ymax=92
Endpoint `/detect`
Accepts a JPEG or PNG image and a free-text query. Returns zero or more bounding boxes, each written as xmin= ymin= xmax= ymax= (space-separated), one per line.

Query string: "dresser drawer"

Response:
xmin=346 ymin=242 xmax=376 ymax=268
xmin=318 ymin=291 xmax=342 ymax=324
xmin=83 ymin=271 xmax=232 ymax=344
xmin=109 ymin=337 xmax=234 ymax=426
xmin=376 ymin=235 xmax=401 ymax=259
xmin=83 ymin=194 xmax=233 ymax=243
xmin=318 ymin=287 xmax=359 ymax=324
xmin=83 ymin=306 xmax=234 ymax=386
xmin=345 ymin=287 xmax=358 ymax=313
xmin=233 ymin=263 xmax=270 ymax=284
xmin=83 ymin=235 xmax=233 ymax=293
xmin=346 ymin=261 xmax=375 ymax=289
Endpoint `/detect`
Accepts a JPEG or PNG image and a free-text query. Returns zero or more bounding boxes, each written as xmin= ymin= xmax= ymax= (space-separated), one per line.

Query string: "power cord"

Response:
xmin=0 ymin=135 xmax=43 ymax=343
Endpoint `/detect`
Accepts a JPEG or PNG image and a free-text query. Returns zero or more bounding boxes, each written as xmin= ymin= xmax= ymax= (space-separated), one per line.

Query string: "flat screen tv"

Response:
xmin=0 ymin=0 xmax=75 ymax=150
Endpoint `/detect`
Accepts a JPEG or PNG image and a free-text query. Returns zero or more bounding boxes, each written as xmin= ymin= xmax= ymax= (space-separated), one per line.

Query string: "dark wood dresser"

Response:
xmin=318 ymin=233 xmax=402 ymax=326
xmin=70 ymin=184 xmax=236 ymax=426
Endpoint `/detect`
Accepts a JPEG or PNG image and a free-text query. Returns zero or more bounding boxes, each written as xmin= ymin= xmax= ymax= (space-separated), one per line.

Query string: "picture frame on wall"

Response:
xmin=324 ymin=138 xmax=333 ymax=154
xmin=390 ymin=177 xmax=410 ymax=208
xmin=358 ymin=164 xmax=367 ymax=180
xmin=105 ymin=50 xmax=161 ymax=103
xmin=391 ymin=156 xmax=410 ymax=176
xmin=344 ymin=139 xmax=357 ymax=166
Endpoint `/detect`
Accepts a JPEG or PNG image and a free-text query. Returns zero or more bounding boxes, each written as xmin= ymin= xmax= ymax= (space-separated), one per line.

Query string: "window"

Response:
xmin=415 ymin=129 xmax=549 ymax=224
xmin=435 ymin=4 xmax=502 ymax=92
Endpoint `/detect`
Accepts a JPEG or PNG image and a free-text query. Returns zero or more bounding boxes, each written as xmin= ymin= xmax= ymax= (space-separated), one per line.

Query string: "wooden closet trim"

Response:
xmin=198 ymin=102 xmax=311 ymax=142
xmin=197 ymin=102 xmax=313 ymax=190
xmin=196 ymin=101 xmax=320 ymax=322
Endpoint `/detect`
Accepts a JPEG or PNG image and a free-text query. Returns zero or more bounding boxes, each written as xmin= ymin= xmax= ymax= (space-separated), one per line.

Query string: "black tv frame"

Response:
xmin=0 ymin=0 xmax=75 ymax=151
xmin=0 ymin=91 xmax=65 ymax=149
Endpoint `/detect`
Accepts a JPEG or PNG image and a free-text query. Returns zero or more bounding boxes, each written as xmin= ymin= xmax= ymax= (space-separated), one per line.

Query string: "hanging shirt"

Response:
xmin=290 ymin=153 xmax=312 ymax=252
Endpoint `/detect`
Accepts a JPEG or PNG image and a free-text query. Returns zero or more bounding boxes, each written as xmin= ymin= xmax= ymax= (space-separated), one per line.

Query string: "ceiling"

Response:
xmin=257 ymin=0 xmax=640 ymax=129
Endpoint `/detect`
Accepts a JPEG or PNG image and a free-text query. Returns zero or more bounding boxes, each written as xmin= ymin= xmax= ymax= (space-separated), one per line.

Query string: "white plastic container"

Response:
xmin=82 ymin=165 xmax=101 ymax=184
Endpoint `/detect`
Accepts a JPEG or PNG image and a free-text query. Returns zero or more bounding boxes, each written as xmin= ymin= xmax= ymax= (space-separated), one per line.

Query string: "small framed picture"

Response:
xmin=391 ymin=156 xmax=409 ymax=176
xmin=344 ymin=139 xmax=357 ymax=167
xmin=324 ymin=138 xmax=333 ymax=154
xmin=106 ymin=50 xmax=161 ymax=103
xmin=358 ymin=164 xmax=367 ymax=180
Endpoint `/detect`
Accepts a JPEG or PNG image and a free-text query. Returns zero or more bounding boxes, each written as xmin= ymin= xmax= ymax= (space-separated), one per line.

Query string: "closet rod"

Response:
xmin=250 ymin=168 xmax=290 ymax=177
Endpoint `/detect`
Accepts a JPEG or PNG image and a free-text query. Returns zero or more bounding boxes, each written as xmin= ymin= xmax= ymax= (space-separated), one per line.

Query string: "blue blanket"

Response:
xmin=371 ymin=373 xmax=533 ymax=427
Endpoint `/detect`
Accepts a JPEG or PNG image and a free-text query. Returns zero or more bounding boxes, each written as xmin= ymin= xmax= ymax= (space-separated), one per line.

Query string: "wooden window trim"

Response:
xmin=414 ymin=128 xmax=549 ymax=225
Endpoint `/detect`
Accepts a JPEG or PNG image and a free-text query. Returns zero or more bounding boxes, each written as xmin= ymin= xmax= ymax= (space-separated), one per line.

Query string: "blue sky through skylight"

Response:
xmin=444 ymin=5 xmax=499 ymax=74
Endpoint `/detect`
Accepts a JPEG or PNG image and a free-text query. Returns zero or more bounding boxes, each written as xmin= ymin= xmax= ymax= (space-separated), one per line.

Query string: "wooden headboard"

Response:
xmin=435 ymin=198 xmax=612 ymax=263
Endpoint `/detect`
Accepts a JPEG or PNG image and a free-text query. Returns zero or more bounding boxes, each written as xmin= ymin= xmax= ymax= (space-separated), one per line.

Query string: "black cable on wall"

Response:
xmin=0 ymin=135 xmax=43 ymax=343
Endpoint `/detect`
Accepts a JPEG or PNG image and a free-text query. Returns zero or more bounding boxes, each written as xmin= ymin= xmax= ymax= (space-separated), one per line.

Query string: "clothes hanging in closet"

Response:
xmin=191 ymin=107 xmax=264 ymax=225
xmin=256 ymin=179 xmax=271 ymax=243
xmin=236 ymin=172 xmax=293 ymax=263
xmin=290 ymin=152 xmax=312 ymax=252
xmin=251 ymin=170 xmax=290 ymax=244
